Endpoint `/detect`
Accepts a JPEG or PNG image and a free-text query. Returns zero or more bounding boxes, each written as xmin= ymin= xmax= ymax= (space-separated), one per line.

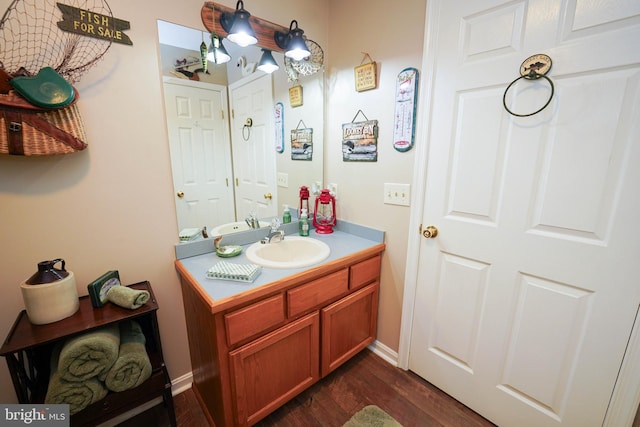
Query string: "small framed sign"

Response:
xmin=291 ymin=125 xmax=313 ymax=161
xmin=289 ymin=85 xmax=303 ymax=107
xmin=342 ymin=110 xmax=378 ymax=162
xmin=354 ymin=62 xmax=377 ymax=92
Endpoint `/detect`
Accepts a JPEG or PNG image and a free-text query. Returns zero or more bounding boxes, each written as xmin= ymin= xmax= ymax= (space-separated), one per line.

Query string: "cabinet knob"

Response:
xmin=177 ymin=191 xmax=185 ymax=198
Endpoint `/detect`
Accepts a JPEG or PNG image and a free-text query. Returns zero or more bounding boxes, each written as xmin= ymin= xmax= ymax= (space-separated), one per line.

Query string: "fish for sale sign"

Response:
xmin=57 ymin=3 xmax=133 ymax=45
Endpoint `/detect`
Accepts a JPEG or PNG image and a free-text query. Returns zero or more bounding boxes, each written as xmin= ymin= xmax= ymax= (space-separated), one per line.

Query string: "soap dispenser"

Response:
xmin=283 ymin=204 xmax=291 ymax=223
xmin=299 ymin=208 xmax=310 ymax=236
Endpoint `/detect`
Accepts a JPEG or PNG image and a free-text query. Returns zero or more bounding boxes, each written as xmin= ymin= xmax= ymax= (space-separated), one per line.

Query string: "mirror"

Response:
xmin=157 ymin=19 xmax=324 ymax=238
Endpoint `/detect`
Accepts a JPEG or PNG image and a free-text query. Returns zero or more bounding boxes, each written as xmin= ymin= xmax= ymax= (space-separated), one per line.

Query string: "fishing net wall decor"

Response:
xmin=0 ymin=0 xmax=113 ymax=82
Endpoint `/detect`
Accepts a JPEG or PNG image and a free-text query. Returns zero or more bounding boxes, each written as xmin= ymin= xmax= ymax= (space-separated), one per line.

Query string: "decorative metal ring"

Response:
xmin=503 ymin=71 xmax=554 ymax=117
xmin=242 ymin=125 xmax=251 ymax=141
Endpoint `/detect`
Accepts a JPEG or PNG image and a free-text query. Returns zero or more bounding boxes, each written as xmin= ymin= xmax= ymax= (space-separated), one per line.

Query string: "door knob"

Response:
xmin=177 ymin=191 xmax=185 ymax=198
xmin=422 ymin=225 xmax=438 ymax=239
xmin=264 ymin=192 xmax=273 ymax=200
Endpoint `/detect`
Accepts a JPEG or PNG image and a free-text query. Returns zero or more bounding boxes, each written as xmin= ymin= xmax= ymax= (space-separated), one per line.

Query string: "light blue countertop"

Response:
xmin=176 ymin=222 xmax=384 ymax=302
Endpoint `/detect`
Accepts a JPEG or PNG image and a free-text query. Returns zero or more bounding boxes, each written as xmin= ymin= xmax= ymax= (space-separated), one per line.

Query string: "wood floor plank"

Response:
xmin=117 ymin=349 xmax=496 ymax=427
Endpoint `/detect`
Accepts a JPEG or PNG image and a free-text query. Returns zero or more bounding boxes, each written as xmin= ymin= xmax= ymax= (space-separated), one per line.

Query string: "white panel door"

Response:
xmin=229 ymin=73 xmax=277 ymax=222
xmin=163 ymin=79 xmax=235 ymax=231
xmin=407 ymin=1 xmax=640 ymax=426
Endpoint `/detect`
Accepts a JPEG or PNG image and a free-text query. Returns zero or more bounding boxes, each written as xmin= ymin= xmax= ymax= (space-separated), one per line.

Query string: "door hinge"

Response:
xmin=231 ymin=109 xmax=235 ymax=119
xmin=235 ymin=178 xmax=239 ymax=186
xmin=221 ymin=110 xmax=225 ymax=120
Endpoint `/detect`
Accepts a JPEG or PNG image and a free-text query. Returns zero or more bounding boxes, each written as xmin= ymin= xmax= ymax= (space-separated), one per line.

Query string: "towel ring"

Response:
xmin=503 ymin=71 xmax=554 ymax=117
xmin=503 ymin=54 xmax=554 ymax=117
xmin=242 ymin=118 xmax=252 ymax=141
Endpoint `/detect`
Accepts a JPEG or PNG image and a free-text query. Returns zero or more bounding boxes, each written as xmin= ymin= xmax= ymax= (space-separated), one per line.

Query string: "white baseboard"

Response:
xmin=170 ymin=371 xmax=194 ymax=395
xmin=368 ymin=339 xmax=399 ymax=367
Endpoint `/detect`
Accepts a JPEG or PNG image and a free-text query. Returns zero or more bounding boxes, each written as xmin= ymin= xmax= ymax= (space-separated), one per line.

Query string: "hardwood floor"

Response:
xmin=118 ymin=349 xmax=494 ymax=427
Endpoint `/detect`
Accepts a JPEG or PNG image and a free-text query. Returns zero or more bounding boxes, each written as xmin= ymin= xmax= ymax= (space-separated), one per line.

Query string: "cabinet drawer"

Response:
xmin=349 ymin=255 xmax=381 ymax=290
xmin=225 ymin=294 xmax=285 ymax=346
xmin=287 ymin=269 xmax=349 ymax=318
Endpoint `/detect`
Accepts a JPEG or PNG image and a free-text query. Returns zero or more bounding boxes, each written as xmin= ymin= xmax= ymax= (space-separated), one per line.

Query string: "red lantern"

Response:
xmin=299 ymin=186 xmax=310 ymax=219
xmin=313 ymin=189 xmax=336 ymax=234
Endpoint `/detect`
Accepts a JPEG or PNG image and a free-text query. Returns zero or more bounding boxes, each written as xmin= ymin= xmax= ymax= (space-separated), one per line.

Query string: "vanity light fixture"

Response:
xmin=219 ymin=0 xmax=258 ymax=48
xmin=274 ymin=20 xmax=311 ymax=61
xmin=257 ymin=49 xmax=279 ymax=73
xmin=206 ymin=32 xmax=231 ymax=64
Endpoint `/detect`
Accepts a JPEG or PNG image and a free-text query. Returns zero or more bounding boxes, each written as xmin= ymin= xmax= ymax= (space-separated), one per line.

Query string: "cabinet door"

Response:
xmin=229 ymin=312 xmax=320 ymax=426
xmin=321 ymin=282 xmax=379 ymax=377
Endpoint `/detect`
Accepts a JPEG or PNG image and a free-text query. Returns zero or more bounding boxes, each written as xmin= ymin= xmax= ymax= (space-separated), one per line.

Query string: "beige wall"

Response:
xmin=0 ymin=0 xmax=424 ymax=404
xmin=326 ymin=0 xmax=426 ymax=351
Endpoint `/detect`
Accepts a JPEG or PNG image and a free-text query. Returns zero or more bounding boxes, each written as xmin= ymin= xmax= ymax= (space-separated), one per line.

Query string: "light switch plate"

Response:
xmin=384 ymin=183 xmax=411 ymax=206
xmin=277 ymin=172 xmax=289 ymax=188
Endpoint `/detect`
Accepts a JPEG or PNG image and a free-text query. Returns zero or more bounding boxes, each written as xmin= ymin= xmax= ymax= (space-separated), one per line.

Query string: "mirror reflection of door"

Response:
xmin=229 ymin=73 xmax=278 ymax=221
xmin=157 ymin=19 xmax=324 ymax=236
xmin=163 ymin=79 xmax=235 ymax=231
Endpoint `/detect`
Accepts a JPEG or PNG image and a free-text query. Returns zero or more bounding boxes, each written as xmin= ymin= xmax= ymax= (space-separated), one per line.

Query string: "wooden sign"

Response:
xmin=291 ymin=128 xmax=313 ymax=160
xmin=342 ymin=120 xmax=378 ymax=162
xmin=354 ymin=62 xmax=377 ymax=92
xmin=289 ymin=85 xmax=303 ymax=107
xmin=57 ymin=3 xmax=133 ymax=45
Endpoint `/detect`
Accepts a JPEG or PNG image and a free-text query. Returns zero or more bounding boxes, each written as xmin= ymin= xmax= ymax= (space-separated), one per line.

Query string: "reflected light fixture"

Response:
xmin=206 ymin=33 xmax=231 ymax=64
xmin=274 ymin=20 xmax=311 ymax=61
xmin=220 ymin=0 xmax=258 ymax=48
xmin=257 ymin=49 xmax=279 ymax=73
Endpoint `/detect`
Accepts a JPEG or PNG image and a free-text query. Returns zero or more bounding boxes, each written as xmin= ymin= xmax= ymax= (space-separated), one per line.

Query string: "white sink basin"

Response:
xmin=210 ymin=220 xmax=270 ymax=236
xmin=245 ymin=236 xmax=330 ymax=269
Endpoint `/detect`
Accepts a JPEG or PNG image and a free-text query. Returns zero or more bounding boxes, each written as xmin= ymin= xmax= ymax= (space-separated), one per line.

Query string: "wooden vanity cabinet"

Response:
xmin=229 ymin=312 xmax=320 ymax=425
xmin=176 ymin=246 xmax=384 ymax=427
xmin=321 ymin=282 xmax=379 ymax=376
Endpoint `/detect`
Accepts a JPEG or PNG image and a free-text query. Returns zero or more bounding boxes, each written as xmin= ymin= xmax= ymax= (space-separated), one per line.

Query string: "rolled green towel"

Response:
xmin=45 ymin=343 xmax=108 ymax=415
xmin=106 ymin=285 xmax=150 ymax=309
xmin=104 ymin=320 xmax=152 ymax=392
xmin=59 ymin=324 xmax=119 ymax=382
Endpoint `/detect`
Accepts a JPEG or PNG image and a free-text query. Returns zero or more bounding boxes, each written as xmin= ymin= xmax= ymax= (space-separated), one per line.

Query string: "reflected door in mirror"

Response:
xmin=229 ymin=73 xmax=278 ymax=220
xmin=163 ymin=80 xmax=235 ymax=231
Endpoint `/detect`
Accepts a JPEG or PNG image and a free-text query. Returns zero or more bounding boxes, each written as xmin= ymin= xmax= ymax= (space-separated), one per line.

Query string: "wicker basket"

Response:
xmin=0 ymin=91 xmax=87 ymax=156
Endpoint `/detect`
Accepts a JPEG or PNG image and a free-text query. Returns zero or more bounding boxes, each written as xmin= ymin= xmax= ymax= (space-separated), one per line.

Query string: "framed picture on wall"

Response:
xmin=289 ymin=86 xmax=303 ymax=107
xmin=291 ymin=128 xmax=313 ymax=160
xmin=342 ymin=119 xmax=378 ymax=162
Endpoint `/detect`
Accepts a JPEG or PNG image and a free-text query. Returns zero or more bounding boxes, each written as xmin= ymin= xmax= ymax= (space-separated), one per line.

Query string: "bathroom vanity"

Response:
xmin=175 ymin=227 xmax=384 ymax=427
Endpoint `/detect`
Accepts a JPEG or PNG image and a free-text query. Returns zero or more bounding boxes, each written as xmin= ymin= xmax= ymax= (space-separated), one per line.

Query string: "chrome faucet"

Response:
xmin=261 ymin=218 xmax=284 ymax=244
xmin=245 ymin=211 xmax=259 ymax=229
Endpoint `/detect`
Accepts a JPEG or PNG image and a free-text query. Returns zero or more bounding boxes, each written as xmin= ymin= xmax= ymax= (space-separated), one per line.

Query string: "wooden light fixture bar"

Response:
xmin=201 ymin=2 xmax=288 ymax=52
